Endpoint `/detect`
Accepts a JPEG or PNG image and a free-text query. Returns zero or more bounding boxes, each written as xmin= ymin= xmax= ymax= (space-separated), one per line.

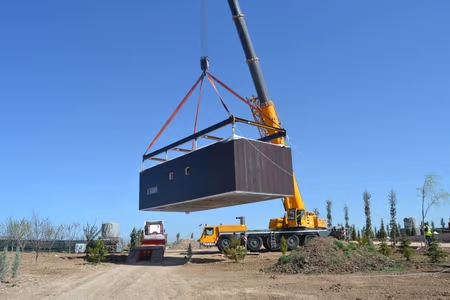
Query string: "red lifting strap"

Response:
xmin=144 ymin=72 xmax=277 ymax=155
xmin=192 ymin=78 xmax=204 ymax=150
xmin=144 ymin=75 xmax=203 ymax=154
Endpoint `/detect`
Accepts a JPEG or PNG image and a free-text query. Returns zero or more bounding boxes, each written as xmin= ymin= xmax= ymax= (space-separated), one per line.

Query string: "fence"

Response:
xmin=0 ymin=238 xmax=125 ymax=253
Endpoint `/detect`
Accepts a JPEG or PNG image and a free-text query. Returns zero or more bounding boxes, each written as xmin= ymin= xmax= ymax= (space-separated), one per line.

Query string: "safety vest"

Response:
xmin=425 ymin=225 xmax=432 ymax=236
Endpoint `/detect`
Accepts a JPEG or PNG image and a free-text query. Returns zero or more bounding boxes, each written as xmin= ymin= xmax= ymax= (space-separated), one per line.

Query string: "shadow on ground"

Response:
xmin=59 ymin=253 xmax=224 ymax=267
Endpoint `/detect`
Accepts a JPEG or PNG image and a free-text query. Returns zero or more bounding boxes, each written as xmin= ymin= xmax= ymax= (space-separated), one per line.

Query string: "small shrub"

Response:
xmin=398 ymin=233 xmax=414 ymax=261
xmin=359 ymin=234 xmax=369 ymax=246
xmin=378 ymin=240 xmax=392 ymax=256
xmin=223 ymin=234 xmax=247 ymax=263
xmin=0 ymin=246 xmax=9 ymax=282
xmin=333 ymin=240 xmax=344 ymax=250
xmin=346 ymin=242 xmax=358 ymax=251
xmin=185 ymin=243 xmax=193 ymax=263
xmin=425 ymin=236 xmax=448 ymax=263
xmin=86 ymin=238 xmax=108 ymax=263
xmin=280 ymin=236 xmax=288 ymax=255
xmin=11 ymin=246 xmax=21 ymax=279
xmin=278 ymin=254 xmax=292 ymax=264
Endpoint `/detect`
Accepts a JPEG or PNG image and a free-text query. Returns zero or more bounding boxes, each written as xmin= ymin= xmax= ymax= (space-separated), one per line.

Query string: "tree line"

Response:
xmin=320 ymin=172 xmax=450 ymax=245
xmin=0 ymin=210 xmax=107 ymax=263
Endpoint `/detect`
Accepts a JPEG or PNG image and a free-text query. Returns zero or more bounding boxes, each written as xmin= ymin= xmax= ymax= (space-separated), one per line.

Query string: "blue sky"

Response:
xmin=1 ymin=1 xmax=449 ymax=242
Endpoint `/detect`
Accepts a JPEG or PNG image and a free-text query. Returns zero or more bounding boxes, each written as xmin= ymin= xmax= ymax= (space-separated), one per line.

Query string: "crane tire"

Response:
xmin=218 ymin=237 xmax=231 ymax=251
xmin=247 ymin=236 xmax=262 ymax=251
xmin=286 ymin=235 xmax=300 ymax=250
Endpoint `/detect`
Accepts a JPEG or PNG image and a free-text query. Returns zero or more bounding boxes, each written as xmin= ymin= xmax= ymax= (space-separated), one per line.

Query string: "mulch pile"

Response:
xmin=271 ymin=237 xmax=396 ymax=274
xmin=169 ymin=239 xmax=201 ymax=250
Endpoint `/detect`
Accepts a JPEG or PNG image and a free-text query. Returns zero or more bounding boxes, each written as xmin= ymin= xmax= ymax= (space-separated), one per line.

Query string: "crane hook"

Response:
xmin=200 ymin=56 xmax=210 ymax=74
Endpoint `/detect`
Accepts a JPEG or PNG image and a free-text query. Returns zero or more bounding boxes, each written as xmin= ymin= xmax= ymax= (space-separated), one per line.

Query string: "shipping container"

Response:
xmin=139 ymin=135 xmax=294 ymax=212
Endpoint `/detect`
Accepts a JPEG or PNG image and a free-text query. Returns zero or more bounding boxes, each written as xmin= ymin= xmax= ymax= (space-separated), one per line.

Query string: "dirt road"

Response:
xmin=2 ymin=248 xmax=450 ymax=300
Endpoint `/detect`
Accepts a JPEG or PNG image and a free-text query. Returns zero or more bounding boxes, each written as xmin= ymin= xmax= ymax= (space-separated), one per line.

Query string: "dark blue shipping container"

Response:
xmin=139 ymin=136 xmax=295 ymax=213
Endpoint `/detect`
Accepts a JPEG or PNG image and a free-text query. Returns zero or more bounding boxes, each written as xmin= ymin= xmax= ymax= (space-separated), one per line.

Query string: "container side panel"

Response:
xmin=139 ymin=140 xmax=236 ymax=211
xmin=234 ymin=139 xmax=294 ymax=195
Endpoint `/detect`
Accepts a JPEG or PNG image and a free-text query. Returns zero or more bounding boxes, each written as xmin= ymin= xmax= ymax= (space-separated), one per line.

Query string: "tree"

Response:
xmin=65 ymin=222 xmax=80 ymax=253
xmin=176 ymin=232 xmax=180 ymax=243
xmin=29 ymin=211 xmax=49 ymax=263
xmin=43 ymin=222 xmax=64 ymax=253
xmin=86 ymin=237 xmax=108 ymax=263
xmin=280 ymin=236 xmax=288 ymax=255
xmin=363 ymin=190 xmax=372 ymax=240
xmin=326 ymin=200 xmax=332 ymax=228
xmin=388 ymin=188 xmax=398 ymax=246
xmin=136 ymin=229 xmax=144 ymax=246
xmin=83 ymin=221 xmax=102 ymax=251
xmin=313 ymin=208 xmax=320 ymax=217
xmin=343 ymin=204 xmax=350 ymax=229
xmin=190 ymin=233 xmax=194 ymax=239
xmin=129 ymin=227 xmax=137 ymax=248
xmin=11 ymin=246 xmax=21 ymax=279
xmin=351 ymin=225 xmax=357 ymax=241
xmin=411 ymin=225 xmax=417 ymax=236
xmin=417 ymin=173 xmax=450 ymax=243
xmin=5 ymin=217 xmax=31 ymax=252
xmin=378 ymin=219 xmax=387 ymax=239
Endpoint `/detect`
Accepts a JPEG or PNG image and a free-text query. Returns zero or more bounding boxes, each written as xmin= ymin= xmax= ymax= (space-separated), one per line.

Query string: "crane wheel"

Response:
xmin=218 ymin=237 xmax=231 ymax=250
xmin=246 ymin=236 xmax=262 ymax=251
xmin=286 ymin=235 xmax=300 ymax=250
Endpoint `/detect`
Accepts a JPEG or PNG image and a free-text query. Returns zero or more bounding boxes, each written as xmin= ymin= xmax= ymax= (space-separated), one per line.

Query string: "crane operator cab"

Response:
xmin=287 ymin=208 xmax=306 ymax=227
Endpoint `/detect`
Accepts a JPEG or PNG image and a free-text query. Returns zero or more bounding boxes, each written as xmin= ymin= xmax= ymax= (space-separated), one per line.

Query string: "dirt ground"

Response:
xmin=1 ymin=242 xmax=449 ymax=300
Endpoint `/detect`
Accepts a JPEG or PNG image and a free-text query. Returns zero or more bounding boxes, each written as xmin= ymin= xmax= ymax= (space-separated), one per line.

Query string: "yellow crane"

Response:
xmin=199 ymin=0 xmax=331 ymax=252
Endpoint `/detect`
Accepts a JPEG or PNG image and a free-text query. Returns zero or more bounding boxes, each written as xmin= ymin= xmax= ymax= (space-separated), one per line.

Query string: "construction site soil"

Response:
xmin=0 ymin=238 xmax=449 ymax=300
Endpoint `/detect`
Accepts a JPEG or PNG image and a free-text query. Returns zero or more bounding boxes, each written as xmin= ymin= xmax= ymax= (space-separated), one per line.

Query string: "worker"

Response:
xmin=423 ymin=222 xmax=432 ymax=246
xmin=296 ymin=213 xmax=302 ymax=225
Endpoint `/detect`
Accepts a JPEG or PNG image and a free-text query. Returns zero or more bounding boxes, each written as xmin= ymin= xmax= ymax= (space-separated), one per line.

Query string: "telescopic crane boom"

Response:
xmin=227 ymin=0 xmax=326 ymax=230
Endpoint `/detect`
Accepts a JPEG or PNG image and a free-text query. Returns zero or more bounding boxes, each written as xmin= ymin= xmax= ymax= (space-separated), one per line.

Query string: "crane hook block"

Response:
xmin=200 ymin=56 xmax=210 ymax=72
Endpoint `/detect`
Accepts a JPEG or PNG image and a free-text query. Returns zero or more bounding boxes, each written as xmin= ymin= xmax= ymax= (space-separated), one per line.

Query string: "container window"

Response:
xmin=169 ymin=172 xmax=174 ymax=180
xmin=147 ymin=186 xmax=158 ymax=195
xmin=185 ymin=167 xmax=190 ymax=175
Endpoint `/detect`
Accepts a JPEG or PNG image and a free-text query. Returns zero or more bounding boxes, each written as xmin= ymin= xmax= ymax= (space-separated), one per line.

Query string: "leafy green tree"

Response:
xmin=378 ymin=219 xmax=387 ymax=239
xmin=12 ymin=246 xmax=21 ymax=279
xmin=326 ymin=200 xmax=332 ymax=228
xmin=388 ymin=188 xmax=398 ymax=246
xmin=129 ymin=227 xmax=137 ymax=248
xmin=343 ymin=204 xmax=350 ymax=229
xmin=363 ymin=190 xmax=373 ymax=240
xmin=398 ymin=233 xmax=414 ymax=261
xmin=378 ymin=240 xmax=392 ymax=256
xmin=185 ymin=243 xmax=193 ymax=263
xmin=223 ymin=234 xmax=247 ymax=263
xmin=176 ymin=233 xmax=180 ymax=243
xmin=280 ymin=236 xmax=288 ymax=255
xmin=136 ymin=229 xmax=144 ymax=246
xmin=425 ymin=236 xmax=448 ymax=263
xmin=417 ymin=173 xmax=450 ymax=244
xmin=87 ymin=237 xmax=108 ymax=263
xmin=0 ymin=246 xmax=9 ymax=282
xmin=351 ymin=225 xmax=357 ymax=241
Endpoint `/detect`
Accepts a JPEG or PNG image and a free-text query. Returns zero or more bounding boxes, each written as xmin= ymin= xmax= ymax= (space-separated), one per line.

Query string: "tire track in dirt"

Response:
xmin=42 ymin=264 xmax=192 ymax=300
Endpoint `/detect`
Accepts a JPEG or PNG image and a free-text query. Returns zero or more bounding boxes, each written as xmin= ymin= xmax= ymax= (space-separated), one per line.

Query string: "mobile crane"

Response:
xmin=199 ymin=0 xmax=337 ymax=252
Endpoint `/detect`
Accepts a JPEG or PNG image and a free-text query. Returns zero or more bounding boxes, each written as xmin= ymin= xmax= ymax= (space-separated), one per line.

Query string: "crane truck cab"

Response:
xmin=199 ymin=224 xmax=247 ymax=251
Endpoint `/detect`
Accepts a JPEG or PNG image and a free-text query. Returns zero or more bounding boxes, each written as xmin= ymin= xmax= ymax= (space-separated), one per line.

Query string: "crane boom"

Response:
xmin=227 ymin=0 xmax=271 ymax=105
xmin=226 ymin=0 xmax=326 ymax=230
